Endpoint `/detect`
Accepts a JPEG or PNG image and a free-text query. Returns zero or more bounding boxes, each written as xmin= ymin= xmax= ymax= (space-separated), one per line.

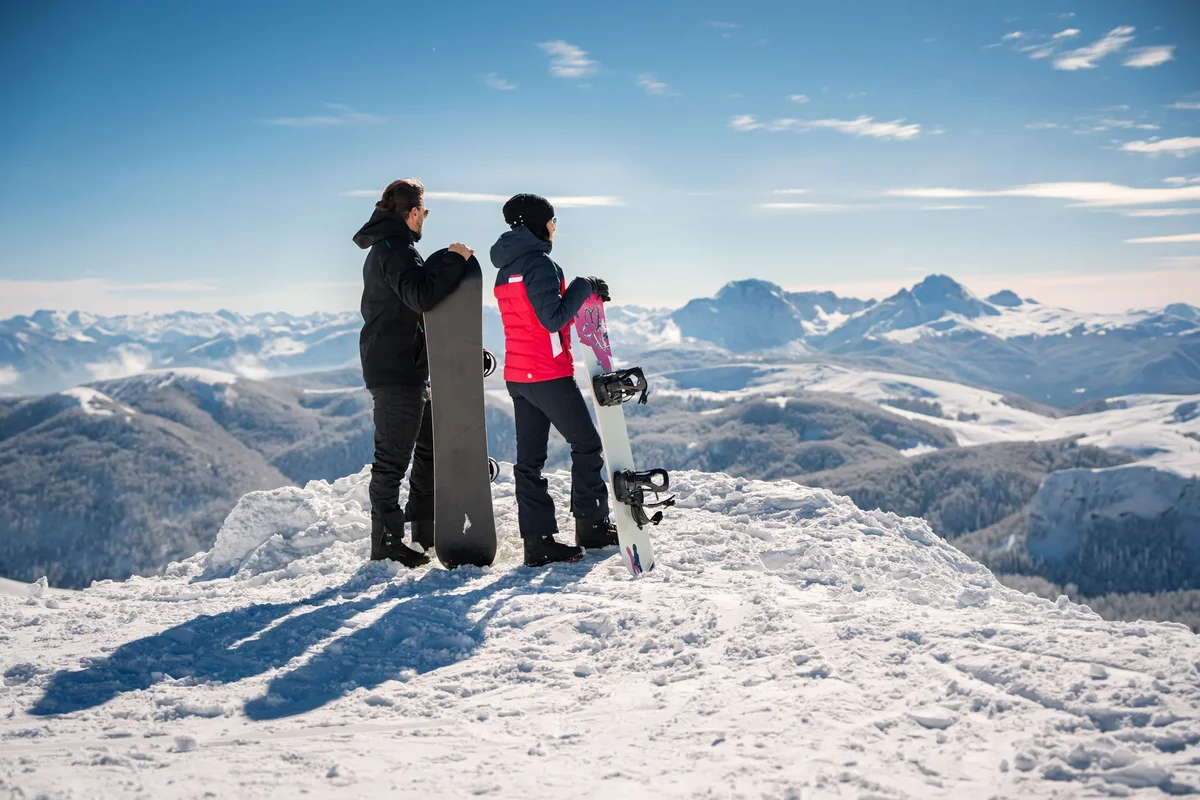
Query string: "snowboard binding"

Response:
xmin=613 ymin=468 xmax=676 ymax=529
xmin=488 ymin=457 xmax=499 ymax=484
xmin=592 ymin=367 xmax=649 ymax=407
xmin=483 ymin=349 xmax=497 ymax=378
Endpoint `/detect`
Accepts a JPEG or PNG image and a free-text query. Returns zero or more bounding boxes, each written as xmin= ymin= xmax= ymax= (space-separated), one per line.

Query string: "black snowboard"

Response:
xmin=423 ymin=251 xmax=497 ymax=569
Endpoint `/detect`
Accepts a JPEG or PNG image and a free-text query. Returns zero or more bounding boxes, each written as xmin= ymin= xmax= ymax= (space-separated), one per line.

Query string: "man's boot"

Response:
xmin=371 ymin=517 xmax=430 ymax=568
xmin=575 ymin=517 xmax=619 ymax=549
xmin=523 ymin=535 xmax=584 ymax=567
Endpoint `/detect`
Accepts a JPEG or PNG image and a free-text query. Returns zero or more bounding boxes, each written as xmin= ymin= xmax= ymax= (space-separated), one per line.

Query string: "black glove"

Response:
xmin=586 ymin=276 xmax=611 ymax=302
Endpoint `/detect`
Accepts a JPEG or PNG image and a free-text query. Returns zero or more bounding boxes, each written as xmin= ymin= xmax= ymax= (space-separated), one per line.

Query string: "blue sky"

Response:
xmin=1 ymin=0 xmax=1198 ymax=315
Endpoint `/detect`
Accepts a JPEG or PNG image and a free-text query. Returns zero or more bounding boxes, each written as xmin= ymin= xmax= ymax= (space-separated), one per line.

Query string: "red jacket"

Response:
xmin=490 ymin=227 xmax=593 ymax=383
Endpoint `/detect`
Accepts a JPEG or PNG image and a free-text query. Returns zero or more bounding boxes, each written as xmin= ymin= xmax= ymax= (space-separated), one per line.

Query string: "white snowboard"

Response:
xmin=573 ymin=295 xmax=656 ymax=576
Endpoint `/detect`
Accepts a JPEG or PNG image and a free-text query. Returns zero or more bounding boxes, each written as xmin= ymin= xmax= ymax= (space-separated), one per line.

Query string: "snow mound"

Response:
xmin=59 ymin=386 xmax=134 ymax=417
xmin=2 ymin=469 xmax=1198 ymax=798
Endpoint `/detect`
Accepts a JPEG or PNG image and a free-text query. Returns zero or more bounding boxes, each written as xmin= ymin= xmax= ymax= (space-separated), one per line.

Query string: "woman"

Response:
xmin=490 ymin=194 xmax=618 ymax=566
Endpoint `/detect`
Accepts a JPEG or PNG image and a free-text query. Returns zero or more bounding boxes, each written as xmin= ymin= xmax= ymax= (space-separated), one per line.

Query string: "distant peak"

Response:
xmin=911 ymin=274 xmax=969 ymax=299
xmin=986 ymin=290 xmax=1024 ymax=308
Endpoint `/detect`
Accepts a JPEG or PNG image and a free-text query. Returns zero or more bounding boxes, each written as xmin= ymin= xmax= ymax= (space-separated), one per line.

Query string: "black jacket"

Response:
xmin=354 ymin=210 xmax=469 ymax=388
xmin=490 ymin=226 xmax=592 ymax=333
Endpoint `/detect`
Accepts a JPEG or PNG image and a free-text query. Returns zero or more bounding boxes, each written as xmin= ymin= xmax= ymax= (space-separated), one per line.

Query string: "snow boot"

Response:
xmin=575 ymin=517 xmax=619 ymax=549
xmin=371 ymin=518 xmax=430 ymax=568
xmin=411 ymin=520 xmax=435 ymax=552
xmin=523 ymin=535 xmax=584 ymax=567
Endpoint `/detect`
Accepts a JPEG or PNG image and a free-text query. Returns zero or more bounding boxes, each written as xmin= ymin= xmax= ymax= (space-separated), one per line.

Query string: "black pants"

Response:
xmin=508 ymin=377 xmax=609 ymax=537
xmin=369 ymin=385 xmax=434 ymax=536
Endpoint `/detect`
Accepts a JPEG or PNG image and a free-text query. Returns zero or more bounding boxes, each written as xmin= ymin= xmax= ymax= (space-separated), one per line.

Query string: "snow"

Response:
xmin=59 ymin=386 xmax=132 ymax=417
xmin=2 ymin=468 xmax=1198 ymax=798
xmin=144 ymin=368 xmax=240 ymax=387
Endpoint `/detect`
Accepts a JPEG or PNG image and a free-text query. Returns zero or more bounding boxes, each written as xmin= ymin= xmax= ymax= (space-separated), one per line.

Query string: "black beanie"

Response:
xmin=503 ymin=193 xmax=555 ymax=241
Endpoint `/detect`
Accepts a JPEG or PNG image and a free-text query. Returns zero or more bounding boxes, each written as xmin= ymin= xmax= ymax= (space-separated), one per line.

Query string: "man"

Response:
xmin=490 ymin=193 xmax=618 ymax=567
xmin=354 ymin=178 xmax=475 ymax=567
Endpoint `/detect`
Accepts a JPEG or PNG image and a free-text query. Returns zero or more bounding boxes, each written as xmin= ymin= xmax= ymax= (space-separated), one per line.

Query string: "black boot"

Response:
xmin=371 ymin=517 xmax=430 ymax=568
xmin=411 ymin=520 xmax=435 ymax=552
xmin=523 ymin=535 xmax=584 ymax=567
xmin=575 ymin=517 xmax=619 ymax=549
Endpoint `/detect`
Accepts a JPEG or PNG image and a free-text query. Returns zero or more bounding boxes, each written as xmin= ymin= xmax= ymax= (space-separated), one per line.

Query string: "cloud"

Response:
xmin=483 ymin=74 xmax=516 ymax=91
xmin=1052 ymin=28 xmax=1081 ymax=39
xmin=1164 ymin=176 xmax=1200 ymax=186
xmin=731 ymin=114 xmax=921 ymax=140
xmin=920 ymin=205 xmax=986 ymax=211
xmin=1026 ymin=122 xmax=1067 ymax=130
xmin=1053 ymin=26 xmax=1135 ymax=70
xmin=1001 ymin=31 xmax=1025 ymax=41
xmin=341 ymin=190 xmax=624 ymax=207
xmin=1159 ymin=255 xmax=1200 ymax=267
xmin=1125 ymin=208 xmax=1200 ymax=217
xmin=1124 ymin=45 xmax=1174 ymax=68
xmin=788 ymin=94 xmax=809 ymax=103
xmin=773 ymin=189 xmax=809 ymax=195
xmin=887 ymin=181 xmax=1200 ymax=207
xmin=265 ymin=104 xmax=385 ymax=127
xmin=636 ymin=74 xmax=672 ymax=95
xmin=1121 ymin=137 xmax=1200 ymax=157
xmin=0 ymin=366 xmax=20 ymax=387
xmin=1170 ymin=102 xmax=1200 ymax=110
xmin=1126 ymin=233 xmax=1200 ymax=244
xmin=538 ymin=41 xmax=597 ymax=79
xmin=708 ymin=21 xmax=739 ymax=30
xmin=846 ymin=92 xmax=868 ymax=99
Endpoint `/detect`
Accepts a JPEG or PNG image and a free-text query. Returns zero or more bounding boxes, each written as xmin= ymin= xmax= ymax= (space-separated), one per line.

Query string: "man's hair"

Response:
xmin=376 ymin=178 xmax=425 ymax=216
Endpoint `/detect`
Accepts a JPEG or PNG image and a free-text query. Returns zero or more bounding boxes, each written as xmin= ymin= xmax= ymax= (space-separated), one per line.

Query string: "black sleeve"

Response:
xmin=524 ymin=255 xmax=594 ymax=332
xmin=381 ymin=245 xmax=468 ymax=313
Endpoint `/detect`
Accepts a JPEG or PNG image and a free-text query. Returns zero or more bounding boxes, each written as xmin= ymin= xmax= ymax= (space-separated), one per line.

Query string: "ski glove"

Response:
xmin=586 ymin=277 xmax=611 ymax=302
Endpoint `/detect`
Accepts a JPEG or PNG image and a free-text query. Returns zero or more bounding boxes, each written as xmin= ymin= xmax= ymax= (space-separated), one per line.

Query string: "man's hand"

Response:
xmin=448 ymin=242 xmax=474 ymax=261
xmin=586 ymin=276 xmax=611 ymax=302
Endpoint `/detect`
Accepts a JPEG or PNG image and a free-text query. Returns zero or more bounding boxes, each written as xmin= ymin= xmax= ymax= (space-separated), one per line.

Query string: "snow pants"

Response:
xmin=368 ymin=385 xmax=434 ymax=535
xmin=507 ymin=377 xmax=609 ymax=537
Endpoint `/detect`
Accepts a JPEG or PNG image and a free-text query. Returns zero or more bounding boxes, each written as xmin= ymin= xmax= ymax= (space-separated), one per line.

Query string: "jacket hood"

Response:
xmin=353 ymin=210 xmax=415 ymax=250
xmin=490 ymin=225 xmax=552 ymax=269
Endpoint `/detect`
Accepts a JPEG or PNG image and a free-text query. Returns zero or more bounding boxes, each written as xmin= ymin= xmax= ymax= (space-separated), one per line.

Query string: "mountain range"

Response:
xmin=5 ymin=274 xmax=1199 ymax=406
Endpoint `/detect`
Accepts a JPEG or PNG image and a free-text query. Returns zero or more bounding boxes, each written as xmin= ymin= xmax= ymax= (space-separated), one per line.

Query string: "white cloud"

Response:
xmin=426 ymin=192 xmax=510 ymax=203
xmin=1164 ymin=176 xmax=1200 ymax=186
xmin=1159 ymin=255 xmax=1200 ymax=267
xmin=1026 ymin=121 xmax=1067 ymax=130
xmin=1121 ymin=137 xmax=1200 ymax=157
xmin=732 ymin=115 xmax=920 ymax=140
xmin=788 ymin=94 xmax=809 ymax=103
xmin=549 ymin=196 xmax=626 ymax=208
xmin=1052 ymin=28 xmax=1081 ymax=39
xmin=1126 ymin=233 xmax=1200 ymax=244
xmin=0 ymin=366 xmax=19 ymax=387
xmin=266 ymin=104 xmax=384 ymax=127
xmin=1170 ymin=102 xmax=1200 ymax=110
xmin=1125 ymin=208 xmax=1200 ymax=217
xmin=538 ymin=41 xmax=597 ymax=79
xmin=920 ymin=205 xmax=986 ymax=211
xmin=846 ymin=92 xmax=868 ymax=99
xmin=1124 ymin=45 xmax=1174 ymax=68
xmin=636 ymin=74 xmax=671 ymax=95
xmin=887 ymin=181 xmax=1200 ymax=207
xmin=1001 ymin=31 xmax=1025 ymax=41
xmin=341 ymin=191 xmax=624 ymax=207
xmin=1053 ymin=26 xmax=1135 ymax=70
xmin=773 ymin=189 xmax=809 ymax=195
xmin=708 ymin=21 xmax=739 ymax=30
xmin=483 ymin=74 xmax=516 ymax=91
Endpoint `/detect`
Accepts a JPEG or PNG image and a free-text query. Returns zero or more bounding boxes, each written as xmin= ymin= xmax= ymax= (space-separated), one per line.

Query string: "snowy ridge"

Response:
xmin=2 ymin=469 xmax=1197 ymax=797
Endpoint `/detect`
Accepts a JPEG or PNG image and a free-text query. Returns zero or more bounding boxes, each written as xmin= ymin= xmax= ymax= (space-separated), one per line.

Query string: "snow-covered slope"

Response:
xmin=2 ymin=469 xmax=1197 ymax=798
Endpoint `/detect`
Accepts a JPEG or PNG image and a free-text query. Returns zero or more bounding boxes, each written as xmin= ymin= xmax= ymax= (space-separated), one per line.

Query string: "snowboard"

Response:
xmin=574 ymin=295 xmax=673 ymax=576
xmin=423 ymin=251 xmax=497 ymax=569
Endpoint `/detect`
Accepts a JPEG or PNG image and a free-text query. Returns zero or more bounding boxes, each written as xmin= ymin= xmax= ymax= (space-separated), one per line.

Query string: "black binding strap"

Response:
xmin=613 ymin=468 xmax=676 ymax=528
xmin=593 ymin=367 xmax=649 ymax=407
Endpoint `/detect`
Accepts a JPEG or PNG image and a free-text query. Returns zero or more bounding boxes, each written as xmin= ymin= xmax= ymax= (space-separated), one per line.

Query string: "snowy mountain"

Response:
xmin=5 ymin=274 xmax=1199 ymax=405
xmin=2 ymin=468 xmax=1197 ymax=798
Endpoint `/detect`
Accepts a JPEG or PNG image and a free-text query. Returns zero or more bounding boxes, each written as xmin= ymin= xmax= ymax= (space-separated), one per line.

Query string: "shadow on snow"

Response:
xmin=29 ymin=556 xmax=603 ymax=720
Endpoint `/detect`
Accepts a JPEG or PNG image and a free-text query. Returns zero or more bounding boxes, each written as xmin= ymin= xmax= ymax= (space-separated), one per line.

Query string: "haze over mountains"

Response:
xmin=5 ymin=274 xmax=1200 ymax=405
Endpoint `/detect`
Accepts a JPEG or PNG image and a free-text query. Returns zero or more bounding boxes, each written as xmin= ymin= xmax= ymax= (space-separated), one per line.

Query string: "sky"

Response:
xmin=1 ymin=0 xmax=1198 ymax=316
